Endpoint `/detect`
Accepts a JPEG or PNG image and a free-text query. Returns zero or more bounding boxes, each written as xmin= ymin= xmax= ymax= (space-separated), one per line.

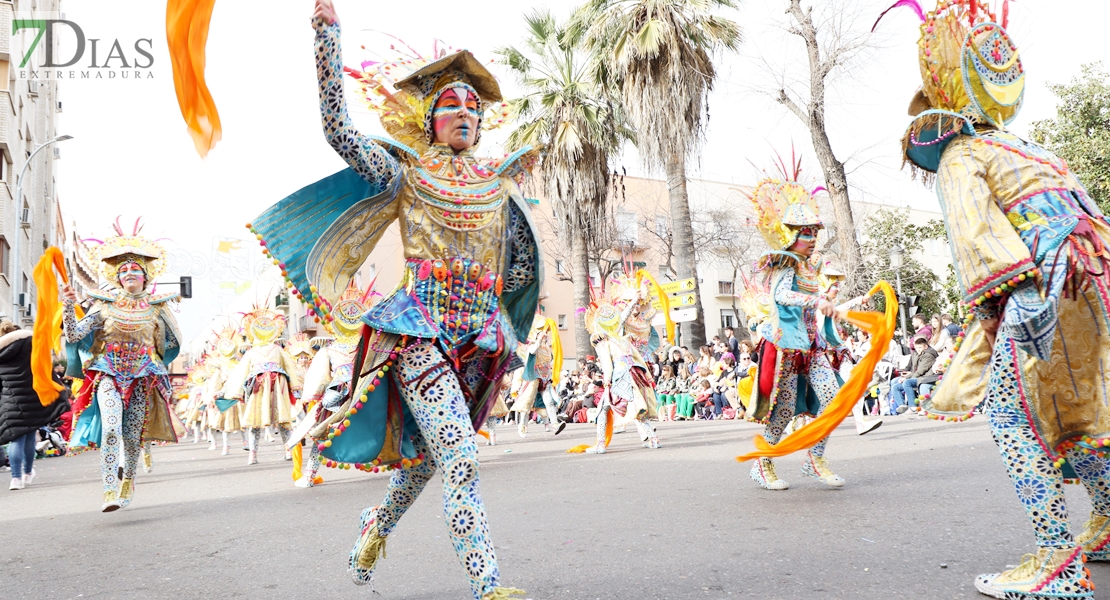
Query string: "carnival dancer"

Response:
xmin=874 ymin=1 xmax=1109 ymax=597
xmin=291 ymin=281 xmax=371 ymax=488
xmin=222 ymin=306 xmax=302 ymax=465
xmin=742 ymin=162 xmax=846 ymax=491
xmin=241 ymin=2 xmax=541 ymax=596
xmin=62 ymin=220 xmax=182 ymax=512
xmin=206 ymin=326 xmax=245 ymax=456
xmin=510 ymin=314 xmax=565 ymax=437
xmin=482 ymin=372 xmax=512 ymax=446
xmin=571 ymin=272 xmax=672 ymax=455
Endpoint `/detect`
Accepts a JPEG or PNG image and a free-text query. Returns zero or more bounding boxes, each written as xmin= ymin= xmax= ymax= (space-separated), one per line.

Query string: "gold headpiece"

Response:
xmin=212 ymin=325 xmax=241 ymax=359
xmin=345 ymin=39 xmax=510 ymax=154
xmin=325 ymin=280 xmax=374 ymax=345
xmin=241 ymin=305 xmax=286 ymax=345
xmin=583 ymin=270 xmax=674 ymax=344
xmin=874 ymin=1 xmax=1024 ymax=172
xmin=743 ymin=152 xmax=824 ymax=252
xmin=87 ymin=217 xmax=167 ymax=285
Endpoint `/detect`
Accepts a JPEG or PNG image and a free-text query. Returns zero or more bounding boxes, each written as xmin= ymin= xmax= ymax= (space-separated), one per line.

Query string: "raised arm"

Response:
xmin=313 ymin=17 xmax=400 ymax=189
xmin=62 ymin=287 xmax=102 ymax=344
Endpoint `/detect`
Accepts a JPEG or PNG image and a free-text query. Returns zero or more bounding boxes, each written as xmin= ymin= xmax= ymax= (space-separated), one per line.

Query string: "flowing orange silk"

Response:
xmin=31 ymin=248 xmax=68 ymax=406
xmin=736 ymin=281 xmax=897 ymax=462
xmin=566 ymin=407 xmax=614 ymax=453
xmin=167 ymin=0 xmax=222 ymax=157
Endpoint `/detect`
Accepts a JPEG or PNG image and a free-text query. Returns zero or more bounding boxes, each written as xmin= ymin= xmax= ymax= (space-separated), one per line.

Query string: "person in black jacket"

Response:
xmin=888 ymin=337 xmax=938 ymax=415
xmin=0 ymin=321 xmax=67 ymax=490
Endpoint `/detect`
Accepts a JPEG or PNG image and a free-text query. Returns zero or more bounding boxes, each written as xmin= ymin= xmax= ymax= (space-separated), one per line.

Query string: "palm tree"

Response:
xmin=573 ymin=0 xmax=741 ymax=348
xmin=497 ymin=10 xmax=627 ymax=359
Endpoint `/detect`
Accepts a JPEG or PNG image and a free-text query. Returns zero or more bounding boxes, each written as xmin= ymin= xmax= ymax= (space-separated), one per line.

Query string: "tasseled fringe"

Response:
xmin=901 ymin=111 xmax=971 ymax=186
xmin=355 ymin=527 xmax=388 ymax=571
xmin=482 ymin=587 xmax=527 ymax=600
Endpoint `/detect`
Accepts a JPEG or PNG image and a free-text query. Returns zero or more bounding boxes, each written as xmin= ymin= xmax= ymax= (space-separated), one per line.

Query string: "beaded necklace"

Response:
xmin=411 ymin=149 xmax=506 ymax=232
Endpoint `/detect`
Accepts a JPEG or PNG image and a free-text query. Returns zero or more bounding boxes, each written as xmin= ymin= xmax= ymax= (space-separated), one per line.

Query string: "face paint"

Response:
xmin=431 ymin=87 xmax=480 ymax=149
xmin=117 ymin=261 xmax=146 ymax=289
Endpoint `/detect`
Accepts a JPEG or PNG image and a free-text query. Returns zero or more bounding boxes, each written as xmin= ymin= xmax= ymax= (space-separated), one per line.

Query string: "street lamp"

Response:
xmin=12 ymin=134 xmax=73 ymax=320
xmin=889 ymin=242 xmax=906 ymax=341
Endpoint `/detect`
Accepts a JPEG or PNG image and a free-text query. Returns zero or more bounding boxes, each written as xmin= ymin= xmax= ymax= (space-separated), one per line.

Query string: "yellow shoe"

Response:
xmin=1077 ymin=513 xmax=1110 ymax=561
xmin=974 ymin=547 xmax=1094 ymax=599
xmin=349 ymin=507 xmax=386 ymax=586
xmin=750 ymin=457 xmax=788 ymax=490
xmin=119 ymin=478 xmax=134 ymax=508
xmin=801 ymin=454 xmax=845 ymax=488
xmin=482 ymin=587 xmax=526 ymax=600
xmin=101 ymin=490 xmax=122 ymax=513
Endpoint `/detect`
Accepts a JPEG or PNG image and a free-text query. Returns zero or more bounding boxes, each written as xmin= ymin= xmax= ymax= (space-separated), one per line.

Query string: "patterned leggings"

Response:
xmin=595 ymin=396 xmax=656 ymax=444
xmin=98 ymin=378 xmax=149 ymax=494
xmin=371 ymin=341 xmax=499 ymax=599
xmin=762 ymin=350 xmax=839 ymax=457
xmin=248 ymin=426 xmax=291 ymax=451
xmin=987 ymin=336 xmax=1110 ymax=548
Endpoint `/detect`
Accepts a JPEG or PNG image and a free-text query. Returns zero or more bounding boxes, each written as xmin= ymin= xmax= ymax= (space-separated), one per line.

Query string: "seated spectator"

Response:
xmin=656 ymin=364 xmax=679 ymax=421
xmin=889 ymin=337 xmax=938 ymax=414
xmin=710 ymin=354 xmax=739 ymax=418
xmin=918 ymin=338 xmax=956 ymax=400
xmin=693 ymin=378 xmax=714 ymax=419
xmin=673 ymin=372 xmax=696 ymax=420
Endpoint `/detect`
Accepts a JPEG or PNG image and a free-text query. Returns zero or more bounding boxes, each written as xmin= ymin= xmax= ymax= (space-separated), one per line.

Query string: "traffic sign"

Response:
xmin=652 ymin=293 xmax=698 ymax=309
xmin=670 ymin=307 xmax=698 ymax=322
xmin=660 ymin=278 xmax=697 ymax=295
xmin=671 ymin=293 xmax=698 ymax=307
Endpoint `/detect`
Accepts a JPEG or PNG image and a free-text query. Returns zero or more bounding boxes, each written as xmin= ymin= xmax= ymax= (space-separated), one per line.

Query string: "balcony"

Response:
xmin=716 ymin=281 xmax=735 ymax=296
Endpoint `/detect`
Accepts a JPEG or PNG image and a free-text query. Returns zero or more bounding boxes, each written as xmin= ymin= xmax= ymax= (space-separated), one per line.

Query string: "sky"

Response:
xmin=52 ymin=0 xmax=1105 ymax=342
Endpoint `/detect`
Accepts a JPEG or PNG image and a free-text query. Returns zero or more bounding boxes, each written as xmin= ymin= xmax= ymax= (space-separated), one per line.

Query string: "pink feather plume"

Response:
xmin=871 ymin=0 xmax=926 ymax=32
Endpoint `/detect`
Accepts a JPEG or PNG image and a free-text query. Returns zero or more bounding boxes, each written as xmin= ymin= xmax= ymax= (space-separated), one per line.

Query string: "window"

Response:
xmin=718 ymin=280 xmax=734 ymax=295
xmin=0 ymin=153 xmax=6 ymax=182
xmin=654 ymin=214 xmax=668 ymax=238
xmin=0 ymin=237 xmax=9 ymax=277
xmin=555 ymin=259 xmax=566 ymax=275
xmin=721 ymin=309 xmax=737 ymax=330
xmin=557 ymin=314 xmax=567 ymax=330
xmin=615 ymin=210 xmax=639 ymax=246
xmin=0 ymin=60 xmax=8 ymax=91
xmin=930 ymin=239 xmax=940 ymax=256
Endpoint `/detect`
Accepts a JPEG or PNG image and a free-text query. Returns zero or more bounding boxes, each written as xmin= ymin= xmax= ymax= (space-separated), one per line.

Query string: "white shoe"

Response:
xmin=294 ymin=476 xmax=314 ymax=488
xmin=221 ymin=446 xmax=230 ymax=456
xmin=208 ymin=440 xmax=217 ymax=451
xmin=518 ymin=424 xmax=527 ymax=438
xmin=857 ymin=419 xmax=882 ymax=436
xmin=585 ymin=444 xmax=607 ymax=454
xmin=544 ymin=423 xmax=551 ymax=433
xmin=284 ymin=451 xmax=293 ymax=461
xmin=247 ymin=451 xmax=258 ymax=465
xmin=9 ymin=478 xmax=24 ymax=490
xmin=22 ymin=469 xmax=35 ymax=486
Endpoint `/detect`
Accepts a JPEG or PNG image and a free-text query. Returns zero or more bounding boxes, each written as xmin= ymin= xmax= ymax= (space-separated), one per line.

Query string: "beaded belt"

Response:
xmin=407 ymin=257 xmax=502 ymax=347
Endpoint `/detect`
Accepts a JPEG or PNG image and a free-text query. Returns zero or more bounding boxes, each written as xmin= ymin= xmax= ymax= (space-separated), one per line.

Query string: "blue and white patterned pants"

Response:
xmin=987 ymin=335 xmax=1110 ymax=548
xmin=371 ymin=341 xmax=500 ymax=599
xmin=762 ymin=350 xmax=839 ymax=457
xmin=98 ymin=377 xmax=149 ymax=494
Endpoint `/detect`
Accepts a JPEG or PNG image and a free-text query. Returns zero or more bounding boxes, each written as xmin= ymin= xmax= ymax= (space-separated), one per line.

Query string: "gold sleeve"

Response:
xmin=936 ymin=137 xmax=1036 ymax=304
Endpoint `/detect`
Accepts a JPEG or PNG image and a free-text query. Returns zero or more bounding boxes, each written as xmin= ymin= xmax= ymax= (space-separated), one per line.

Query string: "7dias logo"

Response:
xmin=13 ymin=15 xmax=154 ymax=80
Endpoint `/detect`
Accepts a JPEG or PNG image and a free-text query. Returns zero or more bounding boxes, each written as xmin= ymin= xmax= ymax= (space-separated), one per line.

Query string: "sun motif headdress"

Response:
xmin=85 ymin=217 xmax=168 ymax=286
xmin=212 ymin=325 xmax=241 ymax=360
xmin=872 ymin=0 xmax=1024 ymax=175
xmin=323 ymin=279 xmax=375 ymax=346
xmin=241 ymin=304 xmax=286 ymax=346
xmin=743 ymin=151 xmax=825 ymax=253
xmin=343 ymin=36 xmax=510 ymax=154
xmin=583 ymin=269 xmax=675 ymax=345
xmin=286 ymin=332 xmax=316 ymax=358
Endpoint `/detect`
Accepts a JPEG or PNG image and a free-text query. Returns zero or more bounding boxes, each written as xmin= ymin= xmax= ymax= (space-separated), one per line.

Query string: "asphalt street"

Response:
xmin=3 ymin=416 xmax=1110 ymax=599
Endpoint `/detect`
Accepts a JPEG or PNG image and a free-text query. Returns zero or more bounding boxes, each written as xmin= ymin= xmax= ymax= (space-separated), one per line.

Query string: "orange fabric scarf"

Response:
xmin=167 ymin=0 xmax=222 ymax=157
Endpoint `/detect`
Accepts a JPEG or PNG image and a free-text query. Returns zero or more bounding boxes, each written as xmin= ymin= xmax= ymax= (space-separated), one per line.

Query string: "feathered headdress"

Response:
xmin=583 ymin=269 xmax=675 ymax=345
xmin=241 ymin=304 xmax=286 ymax=345
xmin=325 ymin=279 xmax=376 ymax=345
xmin=343 ymin=36 xmax=510 ymax=154
xmin=86 ymin=217 xmax=167 ymax=285
xmin=873 ymin=1 xmax=1024 ymax=174
xmin=743 ymin=150 xmax=825 ymax=252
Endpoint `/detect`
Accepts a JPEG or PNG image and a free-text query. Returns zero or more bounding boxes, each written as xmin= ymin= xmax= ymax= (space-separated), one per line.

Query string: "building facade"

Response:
xmin=0 ymin=0 xmax=66 ymax=326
